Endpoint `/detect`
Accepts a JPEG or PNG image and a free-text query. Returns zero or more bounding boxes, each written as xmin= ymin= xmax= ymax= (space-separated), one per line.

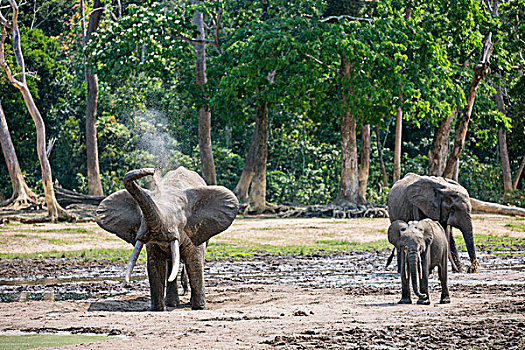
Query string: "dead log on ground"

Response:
xmin=54 ymin=186 xmax=106 ymax=208
xmin=470 ymin=198 xmax=525 ymax=217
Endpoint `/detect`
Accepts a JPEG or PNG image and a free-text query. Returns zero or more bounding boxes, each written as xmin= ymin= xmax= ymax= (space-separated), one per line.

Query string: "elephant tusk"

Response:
xmin=125 ymin=240 xmax=144 ymax=283
xmin=167 ymin=240 xmax=180 ymax=283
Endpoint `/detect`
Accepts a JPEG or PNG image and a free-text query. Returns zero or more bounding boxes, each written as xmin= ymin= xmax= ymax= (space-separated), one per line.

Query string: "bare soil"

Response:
xmin=0 ymin=213 xmax=524 ymax=349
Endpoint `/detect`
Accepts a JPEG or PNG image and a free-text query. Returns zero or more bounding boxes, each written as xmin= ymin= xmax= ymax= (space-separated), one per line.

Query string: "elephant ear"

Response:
xmin=406 ymin=177 xmax=444 ymax=220
xmin=420 ymin=219 xmax=439 ymax=246
xmin=184 ymin=186 xmax=239 ymax=246
xmin=96 ymin=189 xmax=141 ymax=245
xmin=388 ymin=220 xmax=407 ymax=249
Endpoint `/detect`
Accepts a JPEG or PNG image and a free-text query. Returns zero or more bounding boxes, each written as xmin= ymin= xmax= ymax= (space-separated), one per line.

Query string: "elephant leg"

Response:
xmin=447 ymin=226 xmax=462 ymax=273
xmin=398 ymin=250 xmax=411 ymax=304
xmin=438 ymin=258 xmax=450 ymax=304
xmin=180 ymin=265 xmax=189 ymax=296
xmin=165 ymin=261 xmax=180 ymax=307
xmin=146 ymin=244 xmax=167 ymax=311
xmin=184 ymin=247 xmax=207 ymax=310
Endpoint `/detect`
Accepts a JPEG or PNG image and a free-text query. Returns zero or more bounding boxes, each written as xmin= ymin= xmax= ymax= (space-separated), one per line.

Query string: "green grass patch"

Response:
xmin=11 ymin=234 xmax=27 ymax=238
xmin=504 ymin=223 xmax=525 ymax=232
xmin=205 ymin=239 xmax=391 ymax=259
xmin=0 ymin=248 xmax=144 ymax=262
xmin=0 ymin=334 xmax=108 ymax=350
xmin=254 ymin=227 xmax=284 ymax=231
xmin=455 ymin=234 xmax=525 ymax=252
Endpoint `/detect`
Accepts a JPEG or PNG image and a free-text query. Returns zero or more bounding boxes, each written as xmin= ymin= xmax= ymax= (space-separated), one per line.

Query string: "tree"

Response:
xmin=0 ymin=0 xmax=69 ymax=221
xmin=0 ymin=100 xmax=38 ymax=208
xmin=83 ymin=0 xmax=105 ymax=195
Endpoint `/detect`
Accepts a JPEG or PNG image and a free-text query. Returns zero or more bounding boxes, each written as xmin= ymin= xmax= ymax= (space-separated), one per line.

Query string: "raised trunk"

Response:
xmin=444 ymin=34 xmax=492 ymax=179
xmin=428 ymin=112 xmax=454 ymax=176
xmin=193 ymin=3 xmax=217 ymax=185
xmin=123 ymin=168 xmax=162 ymax=232
xmin=84 ymin=0 xmax=104 ymax=196
xmin=248 ymin=102 xmax=268 ymax=213
xmin=374 ymin=125 xmax=388 ymax=187
xmin=0 ymin=100 xmax=37 ymax=207
xmin=393 ymin=105 xmax=402 ymax=182
xmin=358 ymin=124 xmax=370 ymax=199
xmin=233 ymin=120 xmax=258 ymax=201
xmin=335 ymin=56 xmax=363 ymax=205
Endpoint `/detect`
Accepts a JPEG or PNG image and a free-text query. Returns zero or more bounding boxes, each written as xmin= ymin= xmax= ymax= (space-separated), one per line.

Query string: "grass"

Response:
xmin=0 ymin=334 xmax=108 ymax=350
xmin=0 ymin=248 xmax=146 ymax=262
xmin=504 ymin=223 xmax=525 ymax=232
xmin=455 ymin=234 xmax=525 ymax=252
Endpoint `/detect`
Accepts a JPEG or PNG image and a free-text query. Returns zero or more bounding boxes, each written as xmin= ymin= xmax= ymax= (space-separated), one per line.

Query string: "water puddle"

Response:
xmin=0 ymin=250 xmax=523 ymax=302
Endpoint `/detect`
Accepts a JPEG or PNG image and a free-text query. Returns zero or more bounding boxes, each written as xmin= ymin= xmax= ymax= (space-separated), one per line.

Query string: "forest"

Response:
xmin=0 ymin=0 xmax=524 ymax=219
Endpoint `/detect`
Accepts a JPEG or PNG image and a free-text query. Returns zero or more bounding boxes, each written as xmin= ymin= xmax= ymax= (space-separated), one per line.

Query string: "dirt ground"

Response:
xmin=0 ymin=214 xmax=524 ymax=349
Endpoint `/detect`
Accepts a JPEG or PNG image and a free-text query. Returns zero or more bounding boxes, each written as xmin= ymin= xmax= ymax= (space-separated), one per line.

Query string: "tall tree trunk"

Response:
xmin=374 ymin=125 xmax=389 ymax=188
xmin=83 ymin=0 xmax=104 ymax=196
xmin=0 ymin=101 xmax=37 ymax=207
xmin=193 ymin=2 xmax=217 ymax=185
xmin=443 ymin=34 xmax=493 ymax=179
xmin=494 ymin=84 xmax=513 ymax=193
xmin=335 ymin=56 xmax=363 ymax=205
xmin=393 ymin=104 xmax=402 ymax=183
xmin=234 ymin=124 xmax=258 ymax=201
xmin=247 ymin=103 xmax=268 ymax=213
xmin=20 ymin=87 xmax=68 ymax=220
xmin=428 ymin=112 xmax=454 ymax=176
xmin=514 ymin=157 xmax=525 ymax=190
xmin=358 ymin=124 xmax=370 ymax=199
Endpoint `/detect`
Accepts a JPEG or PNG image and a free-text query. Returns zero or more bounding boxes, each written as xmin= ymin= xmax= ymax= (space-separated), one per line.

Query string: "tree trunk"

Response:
xmin=514 ymin=156 xmax=525 ymax=190
xmin=247 ymin=103 xmax=268 ymax=213
xmin=428 ymin=112 xmax=454 ymax=176
xmin=0 ymin=100 xmax=38 ymax=207
xmin=335 ymin=56 xmax=363 ymax=205
xmin=443 ymin=34 xmax=493 ymax=179
xmin=19 ymin=87 xmax=68 ymax=220
xmin=494 ymin=84 xmax=513 ymax=193
xmin=358 ymin=124 xmax=370 ymax=199
xmin=374 ymin=125 xmax=388 ymax=187
xmin=233 ymin=123 xmax=258 ymax=201
xmin=83 ymin=0 xmax=104 ymax=196
xmin=393 ymin=104 xmax=402 ymax=183
xmin=193 ymin=2 xmax=217 ymax=185
xmin=471 ymin=198 xmax=525 ymax=217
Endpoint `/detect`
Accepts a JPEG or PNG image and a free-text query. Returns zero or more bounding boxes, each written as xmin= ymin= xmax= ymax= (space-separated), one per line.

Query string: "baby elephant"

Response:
xmin=388 ymin=219 xmax=450 ymax=305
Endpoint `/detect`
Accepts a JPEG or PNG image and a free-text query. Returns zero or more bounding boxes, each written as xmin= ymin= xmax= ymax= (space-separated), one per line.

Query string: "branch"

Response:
xmin=214 ymin=7 xmax=222 ymax=46
xmin=320 ymin=15 xmax=373 ymax=23
xmin=172 ymin=35 xmax=219 ymax=47
xmin=0 ymin=25 xmax=23 ymax=89
xmin=304 ymin=53 xmax=338 ymax=73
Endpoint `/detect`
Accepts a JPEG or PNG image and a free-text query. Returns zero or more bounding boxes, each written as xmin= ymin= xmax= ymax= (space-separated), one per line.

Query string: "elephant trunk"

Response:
xmin=409 ymin=251 xmax=426 ymax=299
xmin=458 ymin=218 xmax=476 ymax=262
xmin=124 ymin=168 xmax=162 ymax=233
xmin=167 ymin=240 xmax=180 ymax=283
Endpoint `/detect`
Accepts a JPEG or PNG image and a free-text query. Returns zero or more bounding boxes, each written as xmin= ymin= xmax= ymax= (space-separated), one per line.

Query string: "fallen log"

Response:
xmin=54 ymin=186 xmax=106 ymax=208
xmin=470 ymin=198 xmax=525 ymax=217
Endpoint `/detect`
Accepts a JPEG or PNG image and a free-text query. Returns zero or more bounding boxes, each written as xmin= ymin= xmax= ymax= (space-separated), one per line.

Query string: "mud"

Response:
xmin=0 ymin=250 xmax=524 ymax=349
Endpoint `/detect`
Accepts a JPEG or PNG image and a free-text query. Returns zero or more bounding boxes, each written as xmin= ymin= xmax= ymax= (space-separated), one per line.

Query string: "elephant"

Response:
xmin=96 ymin=167 xmax=239 ymax=311
xmin=388 ymin=219 xmax=450 ymax=305
xmin=388 ymin=173 xmax=479 ymax=273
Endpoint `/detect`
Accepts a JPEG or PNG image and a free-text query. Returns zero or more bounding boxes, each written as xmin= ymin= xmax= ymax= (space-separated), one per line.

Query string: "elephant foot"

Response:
xmin=398 ymin=298 xmax=412 ymax=304
xmin=191 ymin=303 xmax=207 ymax=310
xmin=165 ymin=299 xmax=180 ymax=307
xmin=417 ymin=298 xmax=430 ymax=305
xmin=467 ymin=260 xmax=480 ymax=273
xmin=149 ymin=304 xmax=166 ymax=311
xmin=439 ymin=296 xmax=450 ymax=304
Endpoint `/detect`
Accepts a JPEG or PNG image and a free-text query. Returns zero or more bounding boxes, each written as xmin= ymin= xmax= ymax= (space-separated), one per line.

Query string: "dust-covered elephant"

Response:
xmin=96 ymin=167 xmax=239 ymax=310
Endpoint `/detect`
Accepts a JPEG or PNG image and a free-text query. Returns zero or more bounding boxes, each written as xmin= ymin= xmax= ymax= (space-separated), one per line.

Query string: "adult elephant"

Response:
xmin=96 ymin=167 xmax=239 ymax=310
xmin=388 ymin=173 xmax=479 ymax=273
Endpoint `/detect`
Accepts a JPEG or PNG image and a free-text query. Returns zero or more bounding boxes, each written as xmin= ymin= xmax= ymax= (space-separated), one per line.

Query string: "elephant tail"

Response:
xmin=385 ymin=247 xmax=396 ymax=268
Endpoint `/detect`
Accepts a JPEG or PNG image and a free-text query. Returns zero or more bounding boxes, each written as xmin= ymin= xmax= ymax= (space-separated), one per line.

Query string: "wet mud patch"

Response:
xmin=264 ymin=319 xmax=525 ymax=349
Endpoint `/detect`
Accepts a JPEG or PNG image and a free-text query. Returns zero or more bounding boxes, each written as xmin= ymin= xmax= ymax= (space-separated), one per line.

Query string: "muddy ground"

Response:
xmin=0 ymin=214 xmax=524 ymax=349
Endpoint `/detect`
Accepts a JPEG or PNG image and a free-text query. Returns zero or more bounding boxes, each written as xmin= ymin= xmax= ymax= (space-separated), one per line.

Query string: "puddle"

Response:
xmin=0 ymin=250 xmax=523 ymax=301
